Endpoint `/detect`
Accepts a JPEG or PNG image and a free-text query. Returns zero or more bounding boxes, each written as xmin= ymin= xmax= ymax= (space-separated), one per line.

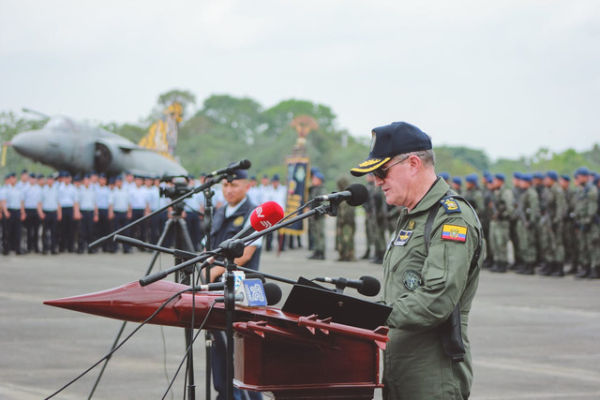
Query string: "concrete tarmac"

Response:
xmin=1 ymin=225 xmax=599 ymax=399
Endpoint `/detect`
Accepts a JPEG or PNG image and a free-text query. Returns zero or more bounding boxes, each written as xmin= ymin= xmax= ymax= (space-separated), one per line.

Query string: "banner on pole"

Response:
xmin=281 ymin=156 xmax=310 ymax=236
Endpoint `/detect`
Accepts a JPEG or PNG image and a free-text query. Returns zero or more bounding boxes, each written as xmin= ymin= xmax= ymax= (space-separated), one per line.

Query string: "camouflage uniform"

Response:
xmin=573 ymin=182 xmax=599 ymax=277
xmin=510 ymin=184 xmax=524 ymax=268
xmin=538 ymin=182 xmax=567 ymax=276
xmin=308 ymin=183 xmax=326 ymax=258
xmin=488 ymin=184 xmax=513 ymax=272
xmin=335 ymin=178 xmax=355 ymax=261
xmin=563 ymin=184 xmax=577 ymax=271
xmin=515 ymin=185 xmax=539 ymax=274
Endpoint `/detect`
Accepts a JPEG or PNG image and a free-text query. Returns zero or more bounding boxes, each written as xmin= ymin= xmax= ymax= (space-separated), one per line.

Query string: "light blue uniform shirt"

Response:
xmin=95 ymin=185 xmax=112 ymax=209
xmin=78 ymin=185 xmax=97 ymax=211
xmin=129 ymin=185 xmax=148 ymax=210
xmin=24 ymin=184 xmax=43 ymax=209
xmin=42 ymin=184 xmax=60 ymax=211
xmin=146 ymin=186 xmax=160 ymax=211
xmin=111 ymin=187 xmax=130 ymax=212
xmin=5 ymin=185 xmax=24 ymax=209
xmin=58 ymin=183 xmax=77 ymax=207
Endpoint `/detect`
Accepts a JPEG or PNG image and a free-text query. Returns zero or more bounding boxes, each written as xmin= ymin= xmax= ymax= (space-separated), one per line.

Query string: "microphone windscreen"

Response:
xmin=239 ymin=159 xmax=252 ymax=169
xmin=346 ymin=183 xmax=369 ymax=206
xmin=263 ymin=282 xmax=282 ymax=305
xmin=357 ymin=275 xmax=381 ymax=297
xmin=250 ymin=201 xmax=284 ymax=231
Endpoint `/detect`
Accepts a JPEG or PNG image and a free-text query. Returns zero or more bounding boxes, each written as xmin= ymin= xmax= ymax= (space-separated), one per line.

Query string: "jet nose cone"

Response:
xmin=11 ymin=130 xmax=47 ymax=159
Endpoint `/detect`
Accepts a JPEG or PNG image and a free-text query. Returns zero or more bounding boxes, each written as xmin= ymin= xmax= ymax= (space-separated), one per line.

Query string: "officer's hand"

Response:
xmin=39 ymin=212 xmax=45 ymax=220
xmin=93 ymin=215 xmax=99 ymax=222
xmin=5 ymin=210 xmax=10 ymax=218
xmin=20 ymin=212 xmax=26 ymax=221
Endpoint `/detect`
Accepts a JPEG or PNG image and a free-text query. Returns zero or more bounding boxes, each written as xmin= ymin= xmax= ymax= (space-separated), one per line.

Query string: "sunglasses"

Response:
xmin=371 ymin=156 xmax=410 ymax=180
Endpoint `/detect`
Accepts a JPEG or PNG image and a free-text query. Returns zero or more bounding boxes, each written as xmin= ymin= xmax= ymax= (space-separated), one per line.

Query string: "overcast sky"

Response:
xmin=1 ymin=0 xmax=598 ymax=160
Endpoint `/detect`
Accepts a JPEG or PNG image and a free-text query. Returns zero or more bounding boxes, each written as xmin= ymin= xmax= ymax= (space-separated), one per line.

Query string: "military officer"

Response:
xmin=463 ymin=174 xmax=484 ymax=216
xmin=350 ymin=121 xmax=483 ymax=400
xmin=3 ymin=173 xmax=26 ymax=255
xmin=95 ymin=174 xmax=112 ymax=252
xmin=559 ymin=174 xmax=577 ymax=273
xmin=109 ymin=176 xmax=132 ymax=253
xmin=77 ymin=174 xmax=99 ymax=253
xmin=451 ymin=176 xmax=463 ymax=195
xmin=24 ymin=173 xmax=43 ymax=253
xmin=538 ymin=171 xmax=568 ymax=276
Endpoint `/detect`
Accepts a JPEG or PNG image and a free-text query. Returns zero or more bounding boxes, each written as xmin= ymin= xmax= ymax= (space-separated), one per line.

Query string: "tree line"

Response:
xmin=2 ymin=89 xmax=599 ymax=189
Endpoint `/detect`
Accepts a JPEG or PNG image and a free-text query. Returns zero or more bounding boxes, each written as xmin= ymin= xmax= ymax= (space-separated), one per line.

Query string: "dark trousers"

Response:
xmin=149 ymin=211 xmax=164 ymax=245
xmin=5 ymin=209 xmax=22 ymax=254
xmin=42 ymin=211 xmax=58 ymax=253
xmin=78 ymin=210 xmax=95 ymax=252
xmin=210 ymin=330 xmax=262 ymax=400
xmin=96 ymin=209 xmax=112 ymax=251
xmin=25 ymin=208 xmax=40 ymax=252
xmin=113 ymin=211 xmax=130 ymax=251
xmin=59 ymin=206 xmax=74 ymax=252
xmin=185 ymin=211 xmax=202 ymax=251
xmin=130 ymin=209 xmax=145 ymax=244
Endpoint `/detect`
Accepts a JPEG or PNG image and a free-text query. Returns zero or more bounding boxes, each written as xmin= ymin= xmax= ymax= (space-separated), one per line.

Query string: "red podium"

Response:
xmin=45 ymin=280 xmax=389 ymax=399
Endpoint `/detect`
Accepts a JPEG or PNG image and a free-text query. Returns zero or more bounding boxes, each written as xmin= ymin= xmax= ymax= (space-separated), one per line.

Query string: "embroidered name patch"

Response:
xmin=441 ymin=224 xmax=467 ymax=242
xmin=394 ymin=230 xmax=413 ymax=246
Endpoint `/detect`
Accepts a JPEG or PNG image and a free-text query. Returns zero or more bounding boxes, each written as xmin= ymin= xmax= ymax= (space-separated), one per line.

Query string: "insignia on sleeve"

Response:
xmin=394 ymin=230 xmax=413 ymax=246
xmin=233 ymin=216 xmax=245 ymax=227
xmin=441 ymin=224 xmax=467 ymax=242
xmin=403 ymin=270 xmax=422 ymax=291
xmin=441 ymin=196 xmax=461 ymax=214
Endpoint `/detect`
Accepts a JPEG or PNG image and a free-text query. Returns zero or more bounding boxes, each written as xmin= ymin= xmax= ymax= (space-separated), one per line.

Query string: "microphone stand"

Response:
xmin=201 ymin=184 xmax=215 ymax=400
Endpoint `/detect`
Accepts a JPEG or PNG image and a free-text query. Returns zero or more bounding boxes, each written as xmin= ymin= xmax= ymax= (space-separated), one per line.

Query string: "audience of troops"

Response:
xmin=3 ymin=166 xmax=599 ymax=280
xmin=0 ymin=169 xmax=289 ymax=257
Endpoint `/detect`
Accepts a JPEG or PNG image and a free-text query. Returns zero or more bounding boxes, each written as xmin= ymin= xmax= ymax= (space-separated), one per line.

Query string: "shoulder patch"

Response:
xmin=441 ymin=196 xmax=461 ymax=214
xmin=441 ymin=224 xmax=467 ymax=242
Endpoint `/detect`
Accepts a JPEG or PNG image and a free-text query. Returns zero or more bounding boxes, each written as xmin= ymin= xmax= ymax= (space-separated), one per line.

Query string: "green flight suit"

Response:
xmin=382 ymin=178 xmax=483 ymax=400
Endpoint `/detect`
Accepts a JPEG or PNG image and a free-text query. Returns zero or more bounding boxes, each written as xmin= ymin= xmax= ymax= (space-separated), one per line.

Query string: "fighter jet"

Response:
xmin=7 ymin=114 xmax=188 ymax=177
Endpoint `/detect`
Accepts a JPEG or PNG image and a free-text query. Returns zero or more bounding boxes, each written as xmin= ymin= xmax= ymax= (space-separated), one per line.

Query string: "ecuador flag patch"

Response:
xmin=441 ymin=224 xmax=467 ymax=243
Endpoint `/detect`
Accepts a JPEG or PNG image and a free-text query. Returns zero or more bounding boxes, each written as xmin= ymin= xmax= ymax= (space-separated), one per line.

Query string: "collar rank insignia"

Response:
xmin=233 ymin=216 xmax=245 ymax=227
xmin=407 ymin=220 xmax=415 ymax=230
xmin=394 ymin=230 xmax=413 ymax=246
xmin=441 ymin=224 xmax=467 ymax=243
xmin=441 ymin=196 xmax=461 ymax=214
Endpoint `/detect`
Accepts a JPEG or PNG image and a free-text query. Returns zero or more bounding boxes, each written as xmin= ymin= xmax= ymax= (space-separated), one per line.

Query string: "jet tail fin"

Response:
xmin=138 ymin=102 xmax=182 ymax=160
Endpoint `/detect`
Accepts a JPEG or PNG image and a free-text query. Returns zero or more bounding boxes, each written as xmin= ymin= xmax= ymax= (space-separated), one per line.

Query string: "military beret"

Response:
xmin=485 ymin=175 xmax=494 ymax=183
xmin=439 ymin=172 xmax=450 ymax=180
xmin=452 ymin=177 xmax=462 ymax=185
xmin=560 ymin=174 xmax=570 ymax=181
xmin=495 ymin=173 xmax=505 ymax=181
xmin=521 ymin=173 xmax=532 ymax=182
xmin=350 ymin=121 xmax=432 ymax=176
xmin=546 ymin=171 xmax=559 ymax=181
xmin=465 ymin=173 xmax=478 ymax=184
xmin=483 ymin=171 xmax=492 ymax=179
xmin=513 ymin=172 xmax=522 ymax=179
xmin=108 ymin=177 xmax=116 ymax=184
xmin=574 ymin=167 xmax=590 ymax=177
xmin=533 ymin=172 xmax=545 ymax=180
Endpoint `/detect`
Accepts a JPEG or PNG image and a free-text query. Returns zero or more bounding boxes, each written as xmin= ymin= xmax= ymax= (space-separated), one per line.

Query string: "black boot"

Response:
xmin=361 ymin=248 xmax=371 ymax=260
xmin=518 ymin=263 xmax=534 ymax=275
xmin=565 ymin=263 xmax=578 ymax=275
xmin=588 ymin=266 xmax=600 ymax=279
xmin=551 ymin=263 xmax=564 ymax=277
xmin=538 ymin=262 xmax=552 ymax=276
xmin=491 ymin=261 xmax=507 ymax=273
xmin=308 ymin=251 xmax=325 ymax=260
xmin=575 ymin=264 xmax=590 ymax=279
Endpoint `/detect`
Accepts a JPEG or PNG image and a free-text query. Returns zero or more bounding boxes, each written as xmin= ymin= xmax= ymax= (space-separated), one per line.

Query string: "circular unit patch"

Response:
xmin=403 ymin=270 xmax=422 ymax=291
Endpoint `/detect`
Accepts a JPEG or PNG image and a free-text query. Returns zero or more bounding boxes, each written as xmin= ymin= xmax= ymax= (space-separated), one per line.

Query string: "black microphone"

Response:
xmin=314 ymin=275 xmax=380 ymax=297
xmin=314 ymin=183 xmax=368 ymax=206
xmin=206 ymin=159 xmax=251 ymax=178
xmin=263 ymin=282 xmax=282 ymax=305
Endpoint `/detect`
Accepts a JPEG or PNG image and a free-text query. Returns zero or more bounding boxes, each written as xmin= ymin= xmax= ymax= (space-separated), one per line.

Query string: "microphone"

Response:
xmin=206 ymin=159 xmax=251 ymax=178
xmin=213 ymin=279 xmax=282 ymax=306
xmin=229 ymin=201 xmax=285 ymax=241
xmin=263 ymin=282 xmax=282 ymax=305
xmin=314 ymin=275 xmax=381 ymax=297
xmin=314 ymin=183 xmax=369 ymax=206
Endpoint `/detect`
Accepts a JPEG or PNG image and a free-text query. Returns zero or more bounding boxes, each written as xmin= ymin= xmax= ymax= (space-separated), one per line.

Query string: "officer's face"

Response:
xmin=222 ymin=179 xmax=249 ymax=206
xmin=373 ymin=155 xmax=414 ymax=206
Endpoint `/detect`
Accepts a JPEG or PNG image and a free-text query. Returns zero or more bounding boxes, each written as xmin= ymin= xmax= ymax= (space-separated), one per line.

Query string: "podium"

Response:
xmin=45 ymin=280 xmax=390 ymax=399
